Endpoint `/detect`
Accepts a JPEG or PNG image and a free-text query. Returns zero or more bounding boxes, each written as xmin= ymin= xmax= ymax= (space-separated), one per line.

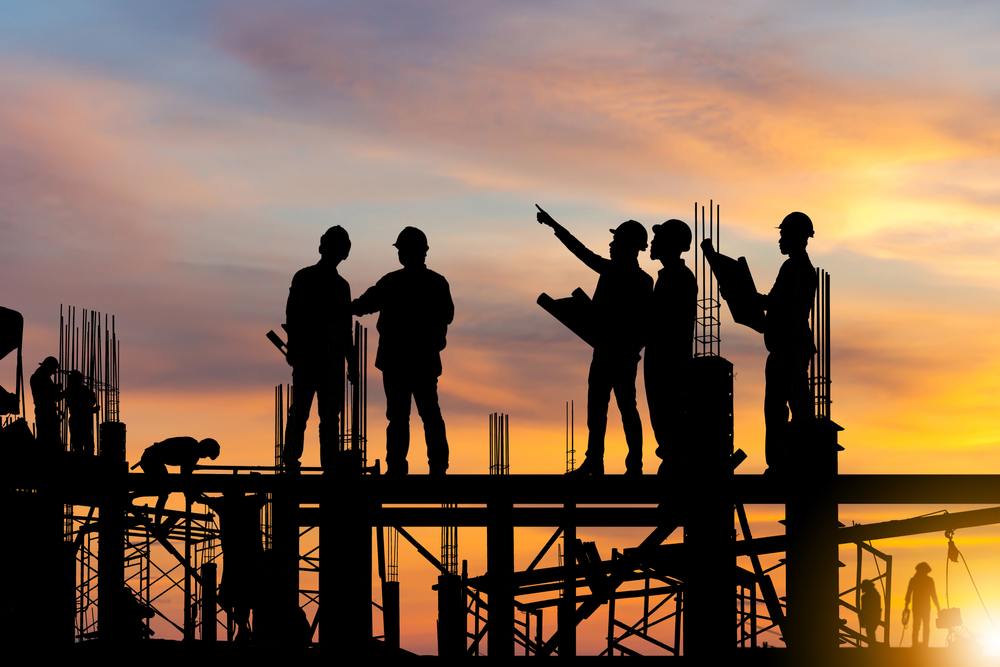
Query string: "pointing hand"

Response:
xmin=535 ymin=204 xmax=556 ymax=228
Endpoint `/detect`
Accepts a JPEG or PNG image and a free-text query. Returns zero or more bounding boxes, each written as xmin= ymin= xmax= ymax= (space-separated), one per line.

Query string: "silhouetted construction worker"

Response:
xmin=860 ymin=579 xmax=882 ymax=646
xmin=137 ymin=436 xmax=220 ymax=527
xmin=200 ymin=489 xmax=268 ymax=642
xmin=29 ymin=356 xmax=61 ymax=450
xmin=645 ymin=220 xmax=696 ymax=476
xmin=536 ymin=207 xmax=653 ymax=475
xmin=760 ymin=212 xmax=817 ymax=474
xmin=353 ymin=227 xmax=454 ymax=475
xmin=284 ymin=225 xmax=358 ymax=474
xmin=65 ymin=370 xmax=99 ymax=455
xmin=904 ymin=562 xmax=939 ymax=647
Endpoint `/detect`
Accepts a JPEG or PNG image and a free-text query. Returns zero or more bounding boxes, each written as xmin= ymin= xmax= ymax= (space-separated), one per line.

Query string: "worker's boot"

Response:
xmin=566 ymin=457 xmax=603 ymax=476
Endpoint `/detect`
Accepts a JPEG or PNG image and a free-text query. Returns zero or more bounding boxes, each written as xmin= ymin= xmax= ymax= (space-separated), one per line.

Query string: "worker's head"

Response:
xmin=38 ymin=356 xmax=59 ymax=373
xmin=608 ymin=220 xmax=648 ymax=260
xmin=319 ymin=226 xmax=351 ymax=263
xmin=393 ymin=226 xmax=429 ymax=267
xmin=915 ymin=562 xmax=931 ymax=575
xmin=650 ymin=219 xmax=692 ymax=261
xmin=777 ymin=212 xmax=813 ymax=255
xmin=69 ymin=370 xmax=84 ymax=386
xmin=861 ymin=579 xmax=875 ymax=593
xmin=199 ymin=438 xmax=221 ymax=460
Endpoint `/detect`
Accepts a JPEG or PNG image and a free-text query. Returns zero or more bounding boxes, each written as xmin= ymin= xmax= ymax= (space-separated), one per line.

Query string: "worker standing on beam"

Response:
xmin=283 ymin=225 xmax=358 ymax=474
xmin=353 ymin=227 xmax=454 ymax=476
xmin=759 ymin=213 xmax=817 ymax=474
xmin=65 ymin=370 xmax=99 ymax=455
xmin=30 ymin=356 xmax=62 ymax=451
xmin=705 ymin=213 xmax=817 ymax=474
xmin=904 ymin=562 xmax=940 ymax=648
xmin=645 ymin=220 xmax=697 ymax=476
xmin=536 ymin=206 xmax=653 ymax=476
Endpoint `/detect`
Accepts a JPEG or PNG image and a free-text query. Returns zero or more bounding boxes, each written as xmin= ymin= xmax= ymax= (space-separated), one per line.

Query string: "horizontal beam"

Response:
xmin=17 ymin=469 xmax=1000 ymax=506
xmin=300 ymin=506 xmax=674 ymax=527
xmin=735 ymin=504 xmax=1000 ymax=557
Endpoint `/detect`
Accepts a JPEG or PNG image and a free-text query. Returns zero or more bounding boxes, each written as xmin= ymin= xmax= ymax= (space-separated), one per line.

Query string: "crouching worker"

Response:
xmin=134 ymin=437 xmax=220 ymax=527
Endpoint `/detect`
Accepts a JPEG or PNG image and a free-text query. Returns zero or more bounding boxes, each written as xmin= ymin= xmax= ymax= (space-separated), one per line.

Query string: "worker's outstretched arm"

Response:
xmin=536 ymin=204 xmax=607 ymax=274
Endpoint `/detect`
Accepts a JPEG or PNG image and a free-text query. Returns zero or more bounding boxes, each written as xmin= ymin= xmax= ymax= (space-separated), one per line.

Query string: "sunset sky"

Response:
xmin=2 ymin=0 xmax=1000 ymax=653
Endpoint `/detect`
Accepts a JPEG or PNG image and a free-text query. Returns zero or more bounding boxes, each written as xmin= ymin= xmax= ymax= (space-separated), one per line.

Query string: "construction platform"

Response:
xmin=7 ymin=448 xmax=1000 ymax=664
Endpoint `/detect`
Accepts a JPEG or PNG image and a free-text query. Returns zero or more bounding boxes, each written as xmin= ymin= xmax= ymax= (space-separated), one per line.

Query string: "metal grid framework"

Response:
xmin=489 ymin=412 xmax=509 ymax=476
xmin=456 ymin=525 xmax=690 ymax=657
xmin=565 ymin=401 xmax=575 ymax=474
xmin=34 ymin=466 xmax=1000 ymax=658
xmin=839 ymin=540 xmax=891 ymax=648
xmin=692 ymin=202 xmax=722 ymax=358
xmin=57 ymin=305 xmax=121 ymax=455
xmin=735 ymin=503 xmax=787 ymax=649
xmin=601 ymin=568 xmax=682 ymax=657
xmin=70 ymin=503 xmax=222 ymax=642
xmin=72 ymin=507 xmax=100 ymax=640
xmin=341 ymin=321 xmax=368 ymax=467
xmin=811 ymin=269 xmax=832 ymax=419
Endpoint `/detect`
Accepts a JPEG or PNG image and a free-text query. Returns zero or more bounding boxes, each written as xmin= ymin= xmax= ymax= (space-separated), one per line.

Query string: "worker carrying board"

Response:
xmin=701 ymin=213 xmax=818 ymax=474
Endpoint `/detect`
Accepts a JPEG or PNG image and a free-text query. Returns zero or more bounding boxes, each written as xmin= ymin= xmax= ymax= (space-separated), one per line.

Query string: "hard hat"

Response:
xmin=393 ymin=226 xmax=429 ymax=251
xmin=609 ymin=220 xmax=648 ymax=251
xmin=651 ymin=219 xmax=692 ymax=249
xmin=39 ymin=356 xmax=59 ymax=369
xmin=777 ymin=212 xmax=815 ymax=238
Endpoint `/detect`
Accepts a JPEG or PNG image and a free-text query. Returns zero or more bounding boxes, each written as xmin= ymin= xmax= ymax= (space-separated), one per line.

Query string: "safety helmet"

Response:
xmin=777 ymin=212 xmax=815 ymax=238
xmin=651 ymin=219 xmax=692 ymax=251
xmin=393 ymin=226 xmax=429 ymax=251
xmin=609 ymin=220 xmax=649 ymax=251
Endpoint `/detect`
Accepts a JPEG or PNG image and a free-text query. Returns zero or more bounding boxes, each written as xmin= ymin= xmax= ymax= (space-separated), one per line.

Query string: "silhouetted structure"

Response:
xmin=137 ymin=436 xmax=221 ymax=526
xmin=65 ymin=370 xmax=98 ymax=454
xmin=121 ymin=586 xmax=155 ymax=641
xmin=30 ymin=356 xmax=61 ymax=449
xmin=536 ymin=206 xmax=653 ymax=475
xmin=254 ymin=551 xmax=311 ymax=647
xmin=645 ymin=220 xmax=696 ymax=476
xmin=353 ymin=226 xmax=454 ymax=475
xmin=904 ymin=562 xmax=940 ymax=647
xmin=14 ymin=206 xmax=1000 ymax=665
xmin=283 ymin=225 xmax=358 ymax=474
xmin=0 ymin=307 xmax=24 ymax=421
